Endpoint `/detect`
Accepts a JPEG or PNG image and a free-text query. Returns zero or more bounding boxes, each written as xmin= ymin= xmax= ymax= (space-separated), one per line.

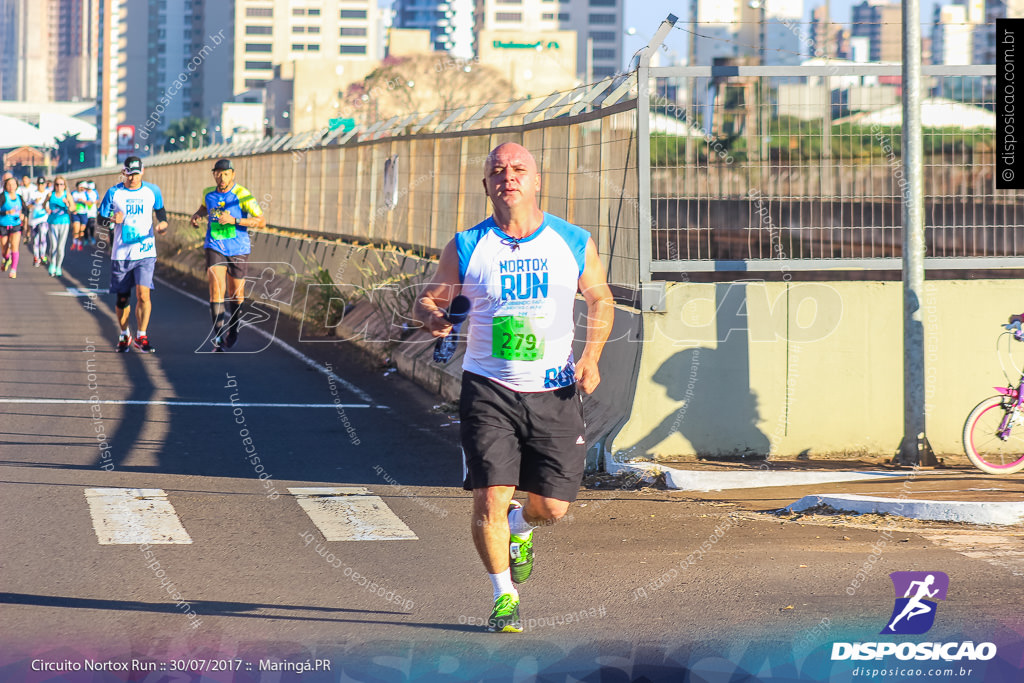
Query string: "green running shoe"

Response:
xmin=508 ymin=501 xmax=534 ymax=584
xmin=487 ymin=593 xmax=522 ymax=633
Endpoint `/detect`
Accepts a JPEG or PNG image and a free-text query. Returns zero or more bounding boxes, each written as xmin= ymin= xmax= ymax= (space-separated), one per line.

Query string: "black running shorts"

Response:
xmin=460 ymin=371 xmax=586 ymax=502
xmin=205 ymin=248 xmax=249 ymax=279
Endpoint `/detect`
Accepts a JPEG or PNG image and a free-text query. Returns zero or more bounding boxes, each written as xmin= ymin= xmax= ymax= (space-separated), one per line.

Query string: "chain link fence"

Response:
xmin=76 ymin=77 xmax=642 ymax=287
xmin=74 ymin=56 xmax=1009 ymax=289
xmin=642 ymin=63 xmax=1008 ymax=274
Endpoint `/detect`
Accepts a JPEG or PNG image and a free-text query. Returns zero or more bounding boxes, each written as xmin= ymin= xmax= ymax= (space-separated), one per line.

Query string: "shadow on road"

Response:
xmin=17 ymin=251 xmax=464 ymax=490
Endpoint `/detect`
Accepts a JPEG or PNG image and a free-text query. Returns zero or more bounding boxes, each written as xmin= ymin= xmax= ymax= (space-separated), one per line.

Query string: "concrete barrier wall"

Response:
xmin=610 ymin=279 xmax=1023 ymax=461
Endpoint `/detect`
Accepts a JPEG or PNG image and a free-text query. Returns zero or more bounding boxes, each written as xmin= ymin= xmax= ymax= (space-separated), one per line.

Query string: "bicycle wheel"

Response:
xmin=963 ymin=396 xmax=1024 ymax=474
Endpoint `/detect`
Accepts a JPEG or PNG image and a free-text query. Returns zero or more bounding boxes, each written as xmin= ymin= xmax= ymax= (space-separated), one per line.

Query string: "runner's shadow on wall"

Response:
xmin=624 ymin=282 xmax=770 ymax=460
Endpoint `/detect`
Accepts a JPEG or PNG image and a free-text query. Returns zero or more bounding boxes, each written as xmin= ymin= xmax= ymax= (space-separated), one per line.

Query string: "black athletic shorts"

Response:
xmin=205 ymin=248 xmax=249 ymax=279
xmin=460 ymin=371 xmax=586 ymax=502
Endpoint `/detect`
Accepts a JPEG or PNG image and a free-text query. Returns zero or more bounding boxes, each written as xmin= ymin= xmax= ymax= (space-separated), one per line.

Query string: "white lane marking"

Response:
xmin=155 ymin=276 xmax=375 ymax=403
xmin=84 ymin=488 xmax=193 ymax=545
xmin=0 ymin=398 xmax=379 ymax=408
xmin=289 ymin=487 xmax=418 ymax=541
xmin=50 ymin=287 xmax=109 ymax=297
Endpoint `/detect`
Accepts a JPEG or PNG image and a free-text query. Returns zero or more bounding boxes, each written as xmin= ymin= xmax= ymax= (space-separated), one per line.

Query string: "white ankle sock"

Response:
xmin=508 ymin=506 xmax=535 ymax=538
xmin=489 ymin=570 xmax=517 ymax=601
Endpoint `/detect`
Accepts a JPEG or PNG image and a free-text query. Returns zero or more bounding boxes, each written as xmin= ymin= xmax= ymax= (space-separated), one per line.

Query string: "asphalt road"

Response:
xmin=1 ymin=245 xmax=1022 ymax=683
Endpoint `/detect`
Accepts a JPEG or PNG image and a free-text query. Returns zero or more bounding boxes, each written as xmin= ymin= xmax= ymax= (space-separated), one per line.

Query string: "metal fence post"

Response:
xmin=638 ymin=14 xmax=676 ymax=312
xmin=897 ymin=0 xmax=938 ymax=467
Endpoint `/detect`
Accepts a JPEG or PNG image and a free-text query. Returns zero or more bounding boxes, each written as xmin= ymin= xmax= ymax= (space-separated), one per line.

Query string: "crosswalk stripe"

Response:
xmin=288 ymin=487 xmax=418 ymax=541
xmin=84 ymin=488 xmax=193 ymax=545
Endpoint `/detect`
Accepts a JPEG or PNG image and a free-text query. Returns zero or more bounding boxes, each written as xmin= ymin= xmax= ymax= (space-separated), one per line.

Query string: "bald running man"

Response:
xmin=414 ymin=143 xmax=614 ymax=632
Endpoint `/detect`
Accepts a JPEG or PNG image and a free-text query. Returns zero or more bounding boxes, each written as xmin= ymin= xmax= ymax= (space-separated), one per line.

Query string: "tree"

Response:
xmin=341 ymin=55 xmax=513 ymax=125
xmin=162 ymin=116 xmax=211 ymax=151
xmin=55 ymin=133 xmax=81 ymax=173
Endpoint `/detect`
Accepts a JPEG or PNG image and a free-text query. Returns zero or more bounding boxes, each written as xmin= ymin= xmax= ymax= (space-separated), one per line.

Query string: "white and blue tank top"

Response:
xmin=455 ymin=213 xmax=590 ymax=393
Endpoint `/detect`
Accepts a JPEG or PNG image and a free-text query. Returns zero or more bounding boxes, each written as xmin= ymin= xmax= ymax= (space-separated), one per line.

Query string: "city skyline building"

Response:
xmin=849 ymin=0 xmax=901 ymax=62
xmin=691 ymin=0 xmax=803 ymax=67
xmin=391 ymin=0 xmax=474 ymax=57
xmin=472 ymin=0 xmax=623 ymax=81
xmin=973 ymin=0 xmax=1024 ymax=63
xmin=96 ymin=0 xmax=386 ymax=162
xmin=99 ymin=0 xmax=211 ymax=162
xmin=0 ymin=0 xmax=99 ymax=102
xmin=234 ymin=0 xmax=386 ymax=95
xmin=931 ymin=2 xmax=975 ymax=65
xmin=808 ymin=3 xmax=850 ymax=59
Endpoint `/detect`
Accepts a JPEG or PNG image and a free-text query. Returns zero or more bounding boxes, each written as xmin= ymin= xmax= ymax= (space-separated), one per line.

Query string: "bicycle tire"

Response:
xmin=963 ymin=396 xmax=1024 ymax=474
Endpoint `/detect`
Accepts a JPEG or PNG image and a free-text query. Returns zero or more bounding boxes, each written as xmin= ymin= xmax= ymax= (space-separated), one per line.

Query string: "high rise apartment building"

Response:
xmin=0 ymin=0 xmax=98 ymax=102
xmin=931 ymin=1 xmax=984 ymax=65
xmin=472 ymin=0 xmax=623 ymax=80
xmin=96 ymin=0 xmax=384 ymax=162
xmin=973 ymin=0 xmax=1024 ymax=63
xmin=96 ymin=0 xmax=123 ymax=163
xmin=391 ymin=0 xmax=474 ymax=57
xmin=808 ymin=4 xmax=849 ymax=59
xmin=235 ymin=0 xmax=385 ymax=93
xmin=98 ymin=0 xmax=213 ymax=162
xmin=691 ymin=0 xmax=803 ymax=67
xmin=849 ymin=0 xmax=901 ymax=63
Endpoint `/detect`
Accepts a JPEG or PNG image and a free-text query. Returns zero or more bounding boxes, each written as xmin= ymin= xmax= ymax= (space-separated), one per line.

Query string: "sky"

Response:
xmin=623 ymin=0 xmax=943 ymax=69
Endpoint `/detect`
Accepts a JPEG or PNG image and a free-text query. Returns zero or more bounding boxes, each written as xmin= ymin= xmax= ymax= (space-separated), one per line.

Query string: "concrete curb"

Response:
xmin=605 ymin=460 xmax=907 ymax=491
xmin=607 ymin=461 xmax=1024 ymax=525
xmin=787 ymin=494 xmax=1024 ymax=526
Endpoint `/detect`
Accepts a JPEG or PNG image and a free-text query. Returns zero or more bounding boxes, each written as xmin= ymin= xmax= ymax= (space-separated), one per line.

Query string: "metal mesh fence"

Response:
xmin=70 ymin=51 xmax=1008 ymax=289
xmin=645 ymin=64 xmax=1008 ymax=271
xmin=76 ymin=76 xmax=641 ymax=285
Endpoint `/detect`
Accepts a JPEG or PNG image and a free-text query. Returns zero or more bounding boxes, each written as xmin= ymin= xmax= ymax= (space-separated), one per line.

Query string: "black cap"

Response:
xmin=213 ymin=158 xmax=233 ymax=171
xmin=36 ymin=177 xmax=45 ymax=184
xmin=123 ymin=156 xmax=143 ymax=174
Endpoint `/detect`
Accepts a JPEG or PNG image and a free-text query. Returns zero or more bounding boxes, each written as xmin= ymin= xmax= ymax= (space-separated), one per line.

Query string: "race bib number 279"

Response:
xmin=492 ymin=316 xmax=544 ymax=361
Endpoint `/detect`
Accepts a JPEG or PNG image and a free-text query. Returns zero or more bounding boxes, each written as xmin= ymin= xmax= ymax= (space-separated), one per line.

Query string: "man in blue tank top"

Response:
xmin=189 ymin=158 xmax=266 ymax=351
xmin=414 ymin=143 xmax=614 ymax=633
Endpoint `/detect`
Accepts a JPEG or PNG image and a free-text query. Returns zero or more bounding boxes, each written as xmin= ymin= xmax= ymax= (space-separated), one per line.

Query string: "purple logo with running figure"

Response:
xmin=881 ymin=571 xmax=949 ymax=635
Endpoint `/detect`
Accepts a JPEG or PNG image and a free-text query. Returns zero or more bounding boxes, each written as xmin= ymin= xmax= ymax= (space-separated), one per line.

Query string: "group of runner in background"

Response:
xmin=0 ymin=171 xmax=98 ymax=279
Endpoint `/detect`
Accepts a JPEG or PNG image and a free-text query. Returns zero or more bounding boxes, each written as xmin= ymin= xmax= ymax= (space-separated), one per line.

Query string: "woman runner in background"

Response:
xmin=29 ymin=177 xmax=49 ymax=266
xmin=0 ymin=176 xmax=24 ymax=278
xmin=45 ymin=176 xmax=72 ymax=277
